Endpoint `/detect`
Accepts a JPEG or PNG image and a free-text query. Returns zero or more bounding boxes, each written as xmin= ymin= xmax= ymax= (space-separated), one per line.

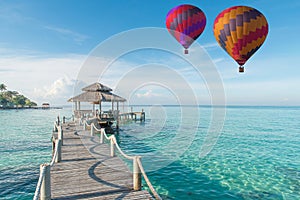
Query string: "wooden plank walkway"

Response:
xmin=51 ymin=122 xmax=153 ymax=200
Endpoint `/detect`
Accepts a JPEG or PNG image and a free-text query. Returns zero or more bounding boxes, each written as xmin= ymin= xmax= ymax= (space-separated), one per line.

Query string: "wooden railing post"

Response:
xmin=40 ymin=164 xmax=51 ymax=200
xmin=52 ymin=137 xmax=55 ymax=157
xmin=83 ymin=121 xmax=86 ymax=130
xmin=58 ymin=125 xmax=63 ymax=145
xmin=100 ymin=129 xmax=104 ymax=144
xmin=133 ymin=156 xmax=141 ymax=191
xmin=55 ymin=139 xmax=62 ymax=163
xmin=53 ymin=122 xmax=58 ymax=132
xmin=91 ymin=123 xmax=94 ymax=136
xmin=110 ymin=138 xmax=115 ymax=157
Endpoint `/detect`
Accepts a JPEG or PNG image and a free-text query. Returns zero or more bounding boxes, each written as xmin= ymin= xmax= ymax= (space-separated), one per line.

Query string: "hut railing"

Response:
xmin=88 ymin=122 xmax=161 ymax=200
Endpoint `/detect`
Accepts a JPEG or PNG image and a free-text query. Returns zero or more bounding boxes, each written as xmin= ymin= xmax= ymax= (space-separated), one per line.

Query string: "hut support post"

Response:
xmin=133 ymin=156 xmax=141 ymax=191
xmin=116 ymin=102 xmax=120 ymax=129
xmin=99 ymin=101 xmax=102 ymax=118
xmin=40 ymin=164 xmax=51 ymax=200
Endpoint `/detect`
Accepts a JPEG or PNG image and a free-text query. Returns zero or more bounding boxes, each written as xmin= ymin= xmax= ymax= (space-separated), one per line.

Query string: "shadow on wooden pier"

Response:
xmin=33 ymin=118 xmax=161 ymax=200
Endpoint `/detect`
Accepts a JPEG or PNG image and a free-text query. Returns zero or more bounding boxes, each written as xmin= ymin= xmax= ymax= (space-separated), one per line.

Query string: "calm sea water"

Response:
xmin=0 ymin=106 xmax=299 ymax=199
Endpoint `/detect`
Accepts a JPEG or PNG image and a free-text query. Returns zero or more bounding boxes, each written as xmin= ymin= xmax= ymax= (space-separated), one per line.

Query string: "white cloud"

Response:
xmin=0 ymin=43 xmax=299 ymax=106
xmin=136 ymin=89 xmax=161 ymax=98
xmin=0 ymin=52 xmax=85 ymax=105
xmin=45 ymin=26 xmax=89 ymax=44
xmin=33 ymin=76 xmax=76 ymax=105
xmin=34 ymin=76 xmax=74 ymax=98
xmin=0 ymin=2 xmax=33 ymax=24
xmin=202 ymin=42 xmax=220 ymax=49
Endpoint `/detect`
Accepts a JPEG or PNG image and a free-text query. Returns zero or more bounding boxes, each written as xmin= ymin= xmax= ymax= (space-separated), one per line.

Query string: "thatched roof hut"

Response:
xmin=81 ymin=82 xmax=112 ymax=92
xmin=68 ymin=91 xmax=126 ymax=103
xmin=69 ymin=82 xmax=126 ymax=122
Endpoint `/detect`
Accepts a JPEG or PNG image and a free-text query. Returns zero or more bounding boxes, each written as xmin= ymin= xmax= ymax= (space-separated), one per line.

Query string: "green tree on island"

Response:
xmin=0 ymin=83 xmax=37 ymax=108
xmin=0 ymin=83 xmax=7 ymax=92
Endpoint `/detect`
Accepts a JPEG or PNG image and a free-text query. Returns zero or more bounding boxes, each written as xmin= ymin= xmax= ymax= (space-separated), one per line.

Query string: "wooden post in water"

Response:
xmin=58 ymin=125 xmax=63 ymax=145
xmin=110 ymin=138 xmax=115 ymax=157
xmin=141 ymin=109 xmax=145 ymax=121
xmin=55 ymin=139 xmax=62 ymax=163
xmin=133 ymin=156 xmax=141 ymax=191
xmin=40 ymin=164 xmax=51 ymax=200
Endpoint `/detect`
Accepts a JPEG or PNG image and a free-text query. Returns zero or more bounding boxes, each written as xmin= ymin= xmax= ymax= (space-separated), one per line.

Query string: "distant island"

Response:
xmin=0 ymin=83 xmax=37 ymax=108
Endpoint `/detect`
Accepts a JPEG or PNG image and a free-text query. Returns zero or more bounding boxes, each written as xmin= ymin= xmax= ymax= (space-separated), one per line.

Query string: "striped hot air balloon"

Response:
xmin=213 ymin=6 xmax=268 ymax=72
xmin=166 ymin=4 xmax=206 ymax=54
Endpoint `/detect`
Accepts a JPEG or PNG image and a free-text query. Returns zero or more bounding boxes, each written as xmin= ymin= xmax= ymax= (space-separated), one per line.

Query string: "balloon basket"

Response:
xmin=239 ymin=66 xmax=244 ymax=73
xmin=184 ymin=49 xmax=188 ymax=54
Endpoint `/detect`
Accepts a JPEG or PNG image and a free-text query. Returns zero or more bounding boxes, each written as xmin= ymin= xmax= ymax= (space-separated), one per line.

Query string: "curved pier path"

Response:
xmin=51 ymin=122 xmax=153 ymax=200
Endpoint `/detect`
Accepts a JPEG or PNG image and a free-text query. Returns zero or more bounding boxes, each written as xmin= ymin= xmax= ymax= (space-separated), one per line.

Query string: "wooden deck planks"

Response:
xmin=51 ymin=122 xmax=153 ymax=200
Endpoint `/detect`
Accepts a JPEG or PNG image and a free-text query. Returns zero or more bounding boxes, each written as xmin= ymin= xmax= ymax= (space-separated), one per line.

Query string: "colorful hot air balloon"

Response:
xmin=166 ymin=4 xmax=206 ymax=54
xmin=213 ymin=6 xmax=268 ymax=72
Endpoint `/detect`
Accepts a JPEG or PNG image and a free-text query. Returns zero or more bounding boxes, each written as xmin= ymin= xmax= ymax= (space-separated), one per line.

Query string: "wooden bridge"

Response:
xmin=33 ymin=119 xmax=161 ymax=200
xmin=119 ymin=111 xmax=145 ymax=122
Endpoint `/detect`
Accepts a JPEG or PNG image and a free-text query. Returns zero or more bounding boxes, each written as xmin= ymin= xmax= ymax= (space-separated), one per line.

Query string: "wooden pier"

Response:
xmin=34 ymin=119 xmax=161 ymax=200
xmin=119 ymin=111 xmax=145 ymax=122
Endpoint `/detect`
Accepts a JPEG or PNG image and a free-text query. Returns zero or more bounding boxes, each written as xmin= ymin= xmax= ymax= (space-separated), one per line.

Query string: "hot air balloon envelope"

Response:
xmin=166 ymin=4 xmax=206 ymax=54
xmin=213 ymin=6 xmax=268 ymax=72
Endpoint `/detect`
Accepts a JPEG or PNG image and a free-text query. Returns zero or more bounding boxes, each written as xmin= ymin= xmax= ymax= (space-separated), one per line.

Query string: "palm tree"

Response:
xmin=4 ymin=90 xmax=17 ymax=99
xmin=0 ymin=84 xmax=7 ymax=92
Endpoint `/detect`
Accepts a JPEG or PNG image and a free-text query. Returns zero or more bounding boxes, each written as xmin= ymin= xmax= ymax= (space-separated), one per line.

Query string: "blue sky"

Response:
xmin=0 ymin=0 xmax=299 ymax=106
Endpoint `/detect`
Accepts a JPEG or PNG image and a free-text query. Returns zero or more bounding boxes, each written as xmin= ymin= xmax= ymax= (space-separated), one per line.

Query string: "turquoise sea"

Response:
xmin=0 ymin=106 xmax=299 ymax=199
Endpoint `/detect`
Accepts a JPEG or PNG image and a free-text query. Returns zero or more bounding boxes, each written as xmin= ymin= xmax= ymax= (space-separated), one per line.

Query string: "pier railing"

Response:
xmin=34 ymin=116 xmax=160 ymax=200
xmin=83 ymin=120 xmax=161 ymax=200
xmin=33 ymin=121 xmax=63 ymax=200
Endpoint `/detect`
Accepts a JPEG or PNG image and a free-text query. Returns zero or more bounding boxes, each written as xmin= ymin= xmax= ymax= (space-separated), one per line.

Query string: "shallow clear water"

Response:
xmin=0 ymin=108 xmax=72 ymax=200
xmin=0 ymin=106 xmax=299 ymax=199
xmin=118 ymin=106 xmax=300 ymax=200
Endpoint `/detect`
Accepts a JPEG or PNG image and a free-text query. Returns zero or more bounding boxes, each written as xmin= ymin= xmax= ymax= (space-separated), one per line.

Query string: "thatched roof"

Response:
xmin=68 ymin=91 xmax=126 ymax=103
xmin=82 ymin=82 xmax=112 ymax=92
